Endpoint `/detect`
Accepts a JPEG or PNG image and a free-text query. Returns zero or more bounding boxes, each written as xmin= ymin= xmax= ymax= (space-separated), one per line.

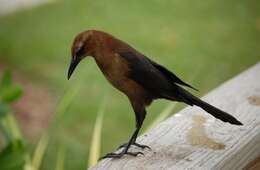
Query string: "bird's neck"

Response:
xmin=91 ymin=36 xmax=115 ymax=70
xmin=91 ymin=33 xmax=128 ymax=71
xmin=93 ymin=51 xmax=113 ymax=72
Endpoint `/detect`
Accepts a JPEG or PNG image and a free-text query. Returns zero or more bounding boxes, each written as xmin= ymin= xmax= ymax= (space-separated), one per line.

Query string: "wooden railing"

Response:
xmin=90 ymin=63 xmax=260 ymax=170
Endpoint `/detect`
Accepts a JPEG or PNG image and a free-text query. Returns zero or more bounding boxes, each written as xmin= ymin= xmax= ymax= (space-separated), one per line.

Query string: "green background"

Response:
xmin=0 ymin=0 xmax=259 ymax=169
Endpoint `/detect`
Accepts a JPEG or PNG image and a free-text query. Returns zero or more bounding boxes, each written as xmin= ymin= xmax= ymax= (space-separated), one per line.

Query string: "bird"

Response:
xmin=67 ymin=30 xmax=243 ymax=159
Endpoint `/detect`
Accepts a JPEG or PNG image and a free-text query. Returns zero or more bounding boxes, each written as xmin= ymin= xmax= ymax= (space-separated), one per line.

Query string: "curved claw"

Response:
xmin=133 ymin=143 xmax=151 ymax=150
xmin=99 ymin=152 xmax=122 ymax=160
xmin=126 ymin=151 xmax=144 ymax=156
xmin=118 ymin=142 xmax=151 ymax=150
xmin=100 ymin=151 xmax=144 ymax=160
xmin=117 ymin=143 xmax=126 ymax=149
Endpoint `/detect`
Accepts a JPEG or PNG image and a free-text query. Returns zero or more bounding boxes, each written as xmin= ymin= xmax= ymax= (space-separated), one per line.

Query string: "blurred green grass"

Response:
xmin=0 ymin=0 xmax=259 ymax=169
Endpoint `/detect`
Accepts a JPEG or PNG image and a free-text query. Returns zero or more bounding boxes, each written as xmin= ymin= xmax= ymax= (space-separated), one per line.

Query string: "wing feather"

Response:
xmin=119 ymin=52 xmax=174 ymax=97
xmin=147 ymin=59 xmax=198 ymax=91
xmin=119 ymin=52 xmax=197 ymax=91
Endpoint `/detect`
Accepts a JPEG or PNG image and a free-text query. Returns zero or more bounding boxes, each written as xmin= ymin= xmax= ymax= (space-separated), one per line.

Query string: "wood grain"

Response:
xmin=90 ymin=63 xmax=260 ymax=170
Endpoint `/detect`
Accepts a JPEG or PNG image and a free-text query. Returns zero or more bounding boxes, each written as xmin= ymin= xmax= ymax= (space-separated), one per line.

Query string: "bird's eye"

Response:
xmin=76 ymin=46 xmax=84 ymax=56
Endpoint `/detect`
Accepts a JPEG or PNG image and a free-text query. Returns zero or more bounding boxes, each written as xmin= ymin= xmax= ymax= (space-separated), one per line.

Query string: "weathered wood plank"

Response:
xmin=90 ymin=63 xmax=260 ymax=170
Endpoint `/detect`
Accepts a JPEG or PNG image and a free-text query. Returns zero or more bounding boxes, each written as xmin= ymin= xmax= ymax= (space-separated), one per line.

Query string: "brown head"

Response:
xmin=67 ymin=30 xmax=97 ymax=79
xmin=68 ymin=30 xmax=126 ymax=79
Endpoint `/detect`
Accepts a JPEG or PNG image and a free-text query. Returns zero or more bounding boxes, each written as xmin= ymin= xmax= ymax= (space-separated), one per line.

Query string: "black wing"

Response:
xmin=147 ymin=58 xmax=198 ymax=91
xmin=119 ymin=52 xmax=197 ymax=92
xmin=119 ymin=52 xmax=193 ymax=103
xmin=119 ymin=52 xmax=175 ymax=96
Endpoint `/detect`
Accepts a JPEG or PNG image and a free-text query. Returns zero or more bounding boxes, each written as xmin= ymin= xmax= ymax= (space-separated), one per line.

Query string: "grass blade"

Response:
xmin=55 ymin=145 xmax=66 ymax=170
xmin=54 ymin=84 xmax=80 ymax=121
xmin=88 ymin=101 xmax=106 ymax=168
xmin=31 ymin=134 xmax=49 ymax=170
xmin=6 ymin=113 xmax=22 ymax=140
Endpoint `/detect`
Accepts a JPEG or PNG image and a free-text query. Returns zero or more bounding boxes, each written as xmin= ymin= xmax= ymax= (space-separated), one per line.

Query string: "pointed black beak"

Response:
xmin=67 ymin=57 xmax=80 ymax=80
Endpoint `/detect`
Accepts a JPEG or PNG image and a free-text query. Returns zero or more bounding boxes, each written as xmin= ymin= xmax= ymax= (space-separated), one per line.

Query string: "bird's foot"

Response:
xmin=100 ymin=150 xmax=144 ymax=160
xmin=117 ymin=142 xmax=151 ymax=150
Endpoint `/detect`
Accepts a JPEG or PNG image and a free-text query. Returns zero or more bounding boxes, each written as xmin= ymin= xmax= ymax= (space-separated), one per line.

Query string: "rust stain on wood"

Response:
xmin=245 ymin=155 xmax=260 ymax=170
xmin=187 ymin=115 xmax=225 ymax=150
xmin=248 ymin=96 xmax=260 ymax=106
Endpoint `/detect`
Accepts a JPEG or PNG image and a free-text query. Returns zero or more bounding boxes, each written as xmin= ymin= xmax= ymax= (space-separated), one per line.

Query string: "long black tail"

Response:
xmin=177 ymin=87 xmax=243 ymax=125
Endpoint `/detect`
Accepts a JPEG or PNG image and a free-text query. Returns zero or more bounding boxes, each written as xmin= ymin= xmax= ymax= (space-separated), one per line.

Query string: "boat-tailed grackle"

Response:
xmin=67 ymin=30 xmax=243 ymax=159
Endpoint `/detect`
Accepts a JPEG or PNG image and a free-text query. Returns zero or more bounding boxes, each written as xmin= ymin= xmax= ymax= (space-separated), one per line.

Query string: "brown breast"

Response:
xmin=94 ymin=53 xmax=148 ymax=100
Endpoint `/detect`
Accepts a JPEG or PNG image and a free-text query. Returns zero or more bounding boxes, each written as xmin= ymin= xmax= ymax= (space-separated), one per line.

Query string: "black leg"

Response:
xmin=100 ymin=101 xmax=147 ymax=160
xmin=100 ymin=126 xmax=143 ymax=159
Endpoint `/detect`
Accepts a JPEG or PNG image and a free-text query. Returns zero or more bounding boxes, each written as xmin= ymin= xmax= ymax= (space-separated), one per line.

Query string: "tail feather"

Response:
xmin=177 ymin=87 xmax=243 ymax=125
